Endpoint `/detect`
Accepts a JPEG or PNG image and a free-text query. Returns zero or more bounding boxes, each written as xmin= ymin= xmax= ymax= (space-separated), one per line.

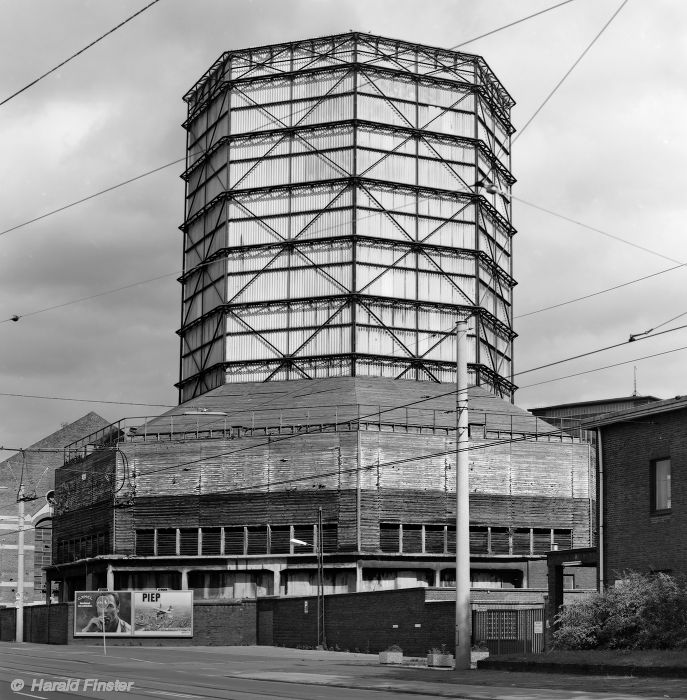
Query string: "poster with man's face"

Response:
xmin=74 ymin=591 xmax=133 ymax=636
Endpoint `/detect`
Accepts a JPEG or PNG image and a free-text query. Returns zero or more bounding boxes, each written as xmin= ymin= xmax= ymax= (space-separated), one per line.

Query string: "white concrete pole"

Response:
xmin=455 ymin=319 xmax=471 ymax=670
xmin=16 ymin=489 xmax=25 ymax=643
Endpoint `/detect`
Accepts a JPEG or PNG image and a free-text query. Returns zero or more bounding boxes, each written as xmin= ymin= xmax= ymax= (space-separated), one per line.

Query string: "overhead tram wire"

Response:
xmin=0 ymin=1 xmax=585 ymax=241
xmin=0 ymin=391 xmax=174 ymax=408
xmin=514 ymin=196 xmax=682 ymax=265
xmin=4 ymin=185 xmax=681 ymax=327
xmin=0 ymin=0 xmax=164 ymax=108
xmin=4 ymin=274 xmax=687 ymax=417
xmin=516 ymin=263 xmax=687 ymax=319
xmin=519 ymin=342 xmax=687 ymax=390
xmin=7 ymin=330 xmax=687 ymax=500
xmin=0 ymin=3 xmax=645 ymax=336
xmin=449 ymin=0 xmax=580 ymax=49
xmin=44 ymin=323 xmax=687 ymax=485
xmin=0 ymin=356 xmax=678 ymax=521
xmin=512 ymin=0 xmax=629 ymax=145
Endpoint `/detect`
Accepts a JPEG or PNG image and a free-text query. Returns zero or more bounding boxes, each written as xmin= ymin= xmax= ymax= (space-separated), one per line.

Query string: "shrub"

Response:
xmin=553 ymin=571 xmax=687 ymax=650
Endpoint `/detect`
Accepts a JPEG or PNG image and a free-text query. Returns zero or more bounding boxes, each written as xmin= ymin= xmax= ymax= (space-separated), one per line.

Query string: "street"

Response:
xmin=0 ymin=643 xmax=684 ymax=700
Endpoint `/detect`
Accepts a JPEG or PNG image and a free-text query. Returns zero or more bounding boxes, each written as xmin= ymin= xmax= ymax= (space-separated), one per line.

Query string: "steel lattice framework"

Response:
xmin=179 ymin=32 xmax=517 ymax=403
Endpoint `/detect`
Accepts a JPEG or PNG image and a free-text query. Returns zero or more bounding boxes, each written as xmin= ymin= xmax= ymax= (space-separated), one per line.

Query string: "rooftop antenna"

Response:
xmin=632 ymin=366 xmax=638 ymax=397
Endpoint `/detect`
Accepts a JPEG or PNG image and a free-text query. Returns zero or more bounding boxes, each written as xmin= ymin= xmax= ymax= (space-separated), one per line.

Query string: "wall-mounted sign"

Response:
xmin=132 ymin=590 xmax=193 ymax=637
xmin=74 ymin=591 xmax=133 ymax=637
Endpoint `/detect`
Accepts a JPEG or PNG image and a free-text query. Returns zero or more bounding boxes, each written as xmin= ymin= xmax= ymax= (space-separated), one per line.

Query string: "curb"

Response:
xmin=477 ymin=659 xmax=687 ymax=679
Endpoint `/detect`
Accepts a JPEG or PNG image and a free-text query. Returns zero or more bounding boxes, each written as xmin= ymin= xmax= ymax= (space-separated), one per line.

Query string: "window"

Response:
xmin=651 ymin=458 xmax=671 ymax=512
xmin=380 ymin=523 xmax=400 ymax=553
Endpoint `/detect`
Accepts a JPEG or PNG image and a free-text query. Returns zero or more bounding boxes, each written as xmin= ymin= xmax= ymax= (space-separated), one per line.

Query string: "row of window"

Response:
xmin=135 ymin=524 xmax=338 ymax=557
xmin=55 ymin=532 xmax=108 ymax=564
xmin=380 ymin=524 xmax=573 ymax=556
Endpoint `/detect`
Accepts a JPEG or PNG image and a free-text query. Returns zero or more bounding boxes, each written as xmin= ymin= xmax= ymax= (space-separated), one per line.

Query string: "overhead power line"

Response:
xmin=519 ymin=343 xmax=687 ymax=390
xmin=516 ymin=263 xmax=687 ymax=319
xmin=512 ymin=0 xmax=629 ymax=144
xmin=0 ymin=154 xmax=187 ymax=239
xmin=451 ymin=0 xmax=579 ymax=49
xmin=1 ymin=1 xmax=582 ymax=240
xmin=515 ymin=196 xmax=682 ymax=265
xmin=3 ymin=188 xmax=681 ymax=327
xmin=0 ymin=392 xmax=174 ymax=408
xmin=0 ymin=0 xmax=163 ymax=108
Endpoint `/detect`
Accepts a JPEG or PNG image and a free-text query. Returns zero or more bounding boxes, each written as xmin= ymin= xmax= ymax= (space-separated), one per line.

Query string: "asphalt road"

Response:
xmin=0 ymin=644 xmax=684 ymax=700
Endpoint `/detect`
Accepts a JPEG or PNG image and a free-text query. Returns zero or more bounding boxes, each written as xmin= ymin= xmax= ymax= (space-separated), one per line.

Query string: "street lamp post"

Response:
xmin=290 ymin=507 xmax=326 ymax=649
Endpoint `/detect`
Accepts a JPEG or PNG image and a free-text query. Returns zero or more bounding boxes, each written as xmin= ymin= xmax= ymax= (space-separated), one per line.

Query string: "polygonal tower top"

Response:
xmin=178 ymin=32 xmax=516 ymax=403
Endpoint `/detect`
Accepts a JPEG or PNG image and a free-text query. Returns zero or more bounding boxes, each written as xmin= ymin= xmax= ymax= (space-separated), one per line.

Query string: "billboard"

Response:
xmin=74 ymin=591 xmax=133 ymax=637
xmin=74 ymin=590 xmax=193 ymax=637
xmin=132 ymin=590 xmax=193 ymax=637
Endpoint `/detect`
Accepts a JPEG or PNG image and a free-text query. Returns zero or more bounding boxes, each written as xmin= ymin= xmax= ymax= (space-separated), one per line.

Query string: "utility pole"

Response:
xmin=455 ymin=319 xmax=471 ymax=670
xmin=16 ymin=486 xmax=26 ymax=643
xmin=317 ymin=506 xmax=326 ymax=649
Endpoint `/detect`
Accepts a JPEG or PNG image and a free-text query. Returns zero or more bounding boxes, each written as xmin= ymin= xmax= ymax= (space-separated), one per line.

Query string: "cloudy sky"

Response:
xmin=1 ymin=0 xmax=686 ymax=452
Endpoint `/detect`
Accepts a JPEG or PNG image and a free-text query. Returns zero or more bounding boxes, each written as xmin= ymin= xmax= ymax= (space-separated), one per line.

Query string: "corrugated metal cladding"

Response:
xmin=179 ymin=32 xmax=516 ymax=400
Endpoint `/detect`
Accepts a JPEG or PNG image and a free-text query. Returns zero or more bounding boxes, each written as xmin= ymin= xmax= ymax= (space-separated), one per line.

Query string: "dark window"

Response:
xmin=380 ymin=523 xmax=400 ymax=553
xmin=292 ymin=525 xmax=314 ymax=553
xmin=157 ymin=528 xmax=177 ymax=556
xmin=425 ymin=525 xmax=446 ymax=553
xmin=269 ymin=525 xmax=291 ymax=554
xmin=179 ymin=528 xmax=199 ymax=556
xmin=246 ymin=526 xmax=268 ymax=555
xmin=320 ymin=524 xmax=338 ymax=553
xmin=136 ymin=529 xmax=155 ymax=556
xmin=201 ymin=527 xmax=221 ymax=555
xmin=402 ymin=524 xmax=422 ymax=553
xmin=447 ymin=525 xmax=456 ymax=554
xmin=512 ymin=528 xmax=531 ymax=555
xmin=651 ymin=458 xmax=671 ymax=512
xmin=490 ymin=527 xmax=510 ymax=554
xmin=469 ymin=526 xmax=489 ymax=554
xmin=533 ymin=528 xmax=553 ymax=554
xmin=96 ymin=532 xmax=107 ymax=555
xmin=224 ymin=527 xmax=245 ymax=555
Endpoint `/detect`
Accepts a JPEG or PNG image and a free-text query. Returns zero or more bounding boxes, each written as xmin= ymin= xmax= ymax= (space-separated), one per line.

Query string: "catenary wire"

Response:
xmin=516 ymin=263 xmax=687 ymax=318
xmin=512 ymin=0 xmax=629 ymax=145
xmin=2 ymin=307 xmax=687 ymax=420
xmin=519 ymin=342 xmax=687 ymax=390
xmin=0 ymin=0 xmax=163 ymax=108
xmin=515 ymin=196 xmax=682 ymax=265
xmin=0 ymin=1 xmax=582 ymax=240
xmin=0 ymin=392 xmax=174 ymax=408
xmin=44 ymin=324 xmax=687 ymax=483
xmin=450 ymin=0 xmax=579 ymax=49
xmin=5 ymin=332 xmax=686 ymax=500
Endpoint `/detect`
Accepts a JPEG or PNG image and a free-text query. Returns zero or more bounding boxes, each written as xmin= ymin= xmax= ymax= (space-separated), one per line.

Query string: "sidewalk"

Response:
xmin=221 ymin=647 xmax=687 ymax=699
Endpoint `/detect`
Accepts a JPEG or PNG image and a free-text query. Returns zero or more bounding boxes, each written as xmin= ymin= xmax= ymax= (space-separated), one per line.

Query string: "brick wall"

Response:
xmin=601 ymin=407 xmax=687 ymax=582
xmin=0 ymin=601 xmax=256 ymax=646
xmin=259 ymin=588 xmax=452 ymax=655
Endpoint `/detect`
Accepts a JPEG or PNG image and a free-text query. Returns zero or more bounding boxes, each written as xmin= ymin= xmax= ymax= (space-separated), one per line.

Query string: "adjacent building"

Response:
xmin=0 ymin=413 xmax=109 ymax=606
xmin=589 ymin=395 xmax=687 ymax=586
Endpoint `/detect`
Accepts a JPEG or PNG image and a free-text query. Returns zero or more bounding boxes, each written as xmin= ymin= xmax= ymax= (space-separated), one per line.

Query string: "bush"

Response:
xmin=553 ymin=571 xmax=687 ymax=650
